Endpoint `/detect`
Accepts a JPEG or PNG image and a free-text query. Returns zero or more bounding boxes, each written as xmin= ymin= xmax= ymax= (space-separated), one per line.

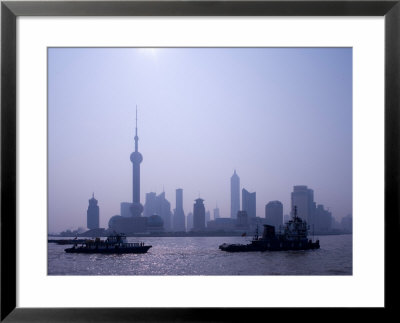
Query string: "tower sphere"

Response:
xmin=130 ymin=151 xmax=143 ymax=164
xmin=130 ymin=202 xmax=144 ymax=217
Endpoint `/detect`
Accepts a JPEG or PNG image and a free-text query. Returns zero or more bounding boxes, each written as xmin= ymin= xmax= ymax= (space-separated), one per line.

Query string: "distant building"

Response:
xmin=205 ymin=210 xmax=211 ymax=225
xmin=283 ymin=214 xmax=290 ymax=224
xmin=120 ymin=202 xmax=132 ymax=218
xmin=186 ymin=212 xmax=194 ymax=231
xmin=144 ymin=192 xmax=157 ymax=217
xmin=236 ymin=210 xmax=249 ymax=229
xmin=213 ymin=206 xmax=220 ymax=219
xmin=87 ymin=193 xmax=99 ymax=230
xmin=193 ymin=198 xmax=205 ymax=231
xmin=341 ymin=214 xmax=352 ymax=233
xmin=230 ymin=170 xmax=240 ymax=218
xmin=207 ymin=218 xmax=236 ymax=232
xmin=265 ymin=201 xmax=283 ymax=230
xmin=147 ymin=214 xmax=164 ymax=233
xmin=156 ymin=192 xmax=172 ymax=231
xmin=173 ymin=188 xmax=186 ymax=232
xmin=144 ymin=191 xmax=172 ymax=231
xmin=248 ymin=217 xmax=269 ymax=233
xmin=291 ymin=185 xmax=316 ymax=227
xmin=242 ymin=188 xmax=256 ymax=218
xmin=315 ymin=204 xmax=332 ymax=233
xmin=108 ymin=215 xmax=147 ymax=234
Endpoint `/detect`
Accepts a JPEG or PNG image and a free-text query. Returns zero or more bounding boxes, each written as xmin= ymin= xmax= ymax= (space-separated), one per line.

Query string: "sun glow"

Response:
xmin=137 ymin=48 xmax=159 ymax=59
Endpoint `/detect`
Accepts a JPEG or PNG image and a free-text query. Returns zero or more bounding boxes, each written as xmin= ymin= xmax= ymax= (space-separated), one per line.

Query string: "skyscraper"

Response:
xmin=230 ymin=170 xmax=240 ymax=218
xmin=213 ymin=205 xmax=220 ymax=219
xmin=144 ymin=192 xmax=157 ymax=217
xmin=130 ymin=107 xmax=144 ymax=217
xmin=142 ymin=191 xmax=172 ymax=230
xmin=173 ymin=188 xmax=186 ymax=232
xmin=265 ymin=200 xmax=283 ymax=230
xmin=205 ymin=210 xmax=211 ymax=225
xmin=242 ymin=188 xmax=256 ymax=218
xmin=315 ymin=204 xmax=332 ymax=232
xmin=193 ymin=198 xmax=205 ymax=231
xmin=186 ymin=212 xmax=194 ymax=231
xmin=156 ymin=192 xmax=172 ymax=231
xmin=87 ymin=193 xmax=99 ymax=229
xmin=291 ymin=185 xmax=316 ymax=226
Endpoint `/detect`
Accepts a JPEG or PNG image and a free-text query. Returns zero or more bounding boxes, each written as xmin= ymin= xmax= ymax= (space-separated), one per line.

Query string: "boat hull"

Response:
xmin=219 ymin=240 xmax=319 ymax=252
xmin=65 ymin=245 xmax=152 ymax=254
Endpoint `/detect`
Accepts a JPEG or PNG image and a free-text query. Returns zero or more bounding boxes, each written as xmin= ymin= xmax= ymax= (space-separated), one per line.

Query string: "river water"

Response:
xmin=48 ymin=234 xmax=352 ymax=275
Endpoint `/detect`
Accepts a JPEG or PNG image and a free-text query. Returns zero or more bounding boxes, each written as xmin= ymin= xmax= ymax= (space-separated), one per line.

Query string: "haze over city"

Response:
xmin=48 ymin=47 xmax=352 ymax=233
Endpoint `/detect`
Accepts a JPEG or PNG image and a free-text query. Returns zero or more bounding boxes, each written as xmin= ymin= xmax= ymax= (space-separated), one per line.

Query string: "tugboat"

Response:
xmin=219 ymin=206 xmax=320 ymax=252
xmin=64 ymin=233 xmax=152 ymax=254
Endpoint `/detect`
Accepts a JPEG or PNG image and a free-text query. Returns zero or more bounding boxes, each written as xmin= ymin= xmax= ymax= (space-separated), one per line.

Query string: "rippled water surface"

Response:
xmin=48 ymin=235 xmax=352 ymax=275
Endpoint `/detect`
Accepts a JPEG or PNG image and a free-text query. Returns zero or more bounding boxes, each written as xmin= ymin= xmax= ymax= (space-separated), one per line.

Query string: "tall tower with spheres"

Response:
xmin=130 ymin=107 xmax=144 ymax=217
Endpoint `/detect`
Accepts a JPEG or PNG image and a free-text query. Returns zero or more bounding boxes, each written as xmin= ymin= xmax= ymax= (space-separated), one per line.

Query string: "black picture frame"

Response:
xmin=1 ymin=0 xmax=399 ymax=321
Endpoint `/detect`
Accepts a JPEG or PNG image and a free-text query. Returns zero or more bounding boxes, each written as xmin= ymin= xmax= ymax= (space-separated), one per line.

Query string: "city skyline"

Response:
xmin=48 ymin=47 xmax=352 ymax=233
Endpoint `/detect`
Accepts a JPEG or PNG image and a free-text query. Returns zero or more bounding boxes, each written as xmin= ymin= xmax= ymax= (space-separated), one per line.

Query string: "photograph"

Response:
xmin=47 ymin=47 xmax=353 ymax=276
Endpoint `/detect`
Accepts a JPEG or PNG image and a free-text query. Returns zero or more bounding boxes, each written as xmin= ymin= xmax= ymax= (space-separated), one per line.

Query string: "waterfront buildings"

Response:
xmin=205 ymin=210 xmax=211 ymax=225
xmin=265 ymin=200 xmax=283 ymax=230
xmin=315 ymin=204 xmax=332 ymax=233
xmin=230 ymin=170 xmax=240 ymax=218
xmin=186 ymin=212 xmax=194 ymax=231
xmin=173 ymin=188 xmax=186 ymax=232
xmin=341 ymin=214 xmax=352 ymax=233
xmin=193 ymin=198 xmax=206 ymax=231
xmin=206 ymin=217 xmax=236 ymax=232
xmin=236 ymin=210 xmax=249 ymax=229
xmin=242 ymin=188 xmax=256 ymax=218
xmin=120 ymin=202 xmax=132 ymax=218
xmin=87 ymin=193 xmax=99 ymax=230
xmin=147 ymin=214 xmax=164 ymax=233
xmin=213 ymin=205 xmax=220 ymax=219
xmin=144 ymin=192 xmax=157 ymax=217
xmin=291 ymin=185 xmax=316 ymax=227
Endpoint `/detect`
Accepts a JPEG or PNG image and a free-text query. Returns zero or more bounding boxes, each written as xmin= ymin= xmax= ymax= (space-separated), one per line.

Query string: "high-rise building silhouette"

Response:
xmin=230 ymin=170 xmax=240 ymax=218
xmin=341 ymin=214 xmax=352 ymax=233
xmin=120 ymin=202 xmax=132 ymax=217
xmin=193 ymin=198 xmax=205 ymax=231
xmin=186 ymin=212 xmax=194 ymax=231
xmin=173 ymin=188 xmax=186 ymax=232
xmin=130 ymin=107 xmax=144 ymax=217
xmin=265 ymin=200 xmax=283 ymax=230
xmin=213 ymin=205 xmax=220 ymax=219
xmin=291 ymin=185 xmax=316 ymax=226
xmin=87 ymin=193 xmax=99 ymax=229
xmin=242 ymin=188 xmax=256 ymax=218
xmin=315 ymin=204 xmax=332 ymax=232
xmin=154 ymin=192 xmax=172 ymax=231
xmin=205 ymin=210 xmax=211 ymax=225
xmin=144 ymin=192 xmax=157 ymax=217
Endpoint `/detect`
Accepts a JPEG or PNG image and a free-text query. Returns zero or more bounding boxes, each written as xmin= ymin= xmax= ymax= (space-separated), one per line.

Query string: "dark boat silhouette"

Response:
xmin=64 ymin=233 xmax=151 ymax=254
xmin=219 ymin=206 xmax=320 ymax=252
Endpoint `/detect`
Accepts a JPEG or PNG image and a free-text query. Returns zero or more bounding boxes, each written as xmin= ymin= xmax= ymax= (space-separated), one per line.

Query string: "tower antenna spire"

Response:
xmin=134 ymin=105 xmax=139 ymax=152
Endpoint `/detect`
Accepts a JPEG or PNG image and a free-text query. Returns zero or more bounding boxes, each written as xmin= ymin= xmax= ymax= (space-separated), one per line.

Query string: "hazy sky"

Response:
xmin=48 ymin=47 xmax=352 ymax=233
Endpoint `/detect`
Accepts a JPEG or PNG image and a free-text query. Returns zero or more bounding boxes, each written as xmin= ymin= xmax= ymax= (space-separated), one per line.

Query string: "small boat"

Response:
xmin=64 ymin=233 xmax=151 ymax=254
xmin=219 ymin=206 xmax=320 ymax=252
